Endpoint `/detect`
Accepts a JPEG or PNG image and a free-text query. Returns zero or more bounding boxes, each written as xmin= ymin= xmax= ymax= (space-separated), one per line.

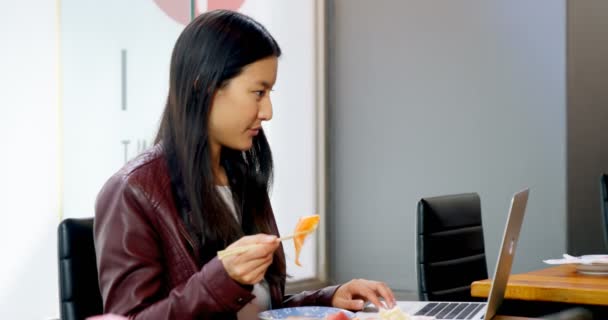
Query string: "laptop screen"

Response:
xmin=484 ymin=188 xmax=529 ymax=319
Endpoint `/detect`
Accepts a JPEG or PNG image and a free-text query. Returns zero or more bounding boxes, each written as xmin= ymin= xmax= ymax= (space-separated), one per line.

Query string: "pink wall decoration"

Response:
xmin=153 ymin=0 xmax=190 ymax=25
xmin=207 ymin=0 xmax=245 ymax=11
xmin=154 ymin=0 xmax=246 ymax=25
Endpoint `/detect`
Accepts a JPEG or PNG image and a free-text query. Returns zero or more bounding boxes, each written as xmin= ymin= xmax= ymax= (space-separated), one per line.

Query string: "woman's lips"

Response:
xmin=248 ymin=127 xmax=260 ymax=136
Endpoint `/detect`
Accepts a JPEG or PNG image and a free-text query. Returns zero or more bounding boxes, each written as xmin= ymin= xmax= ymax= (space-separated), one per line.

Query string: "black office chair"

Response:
xmin=600 ymin=174 xmax=608 ymax=250
xmin=417 ymin=193 xmax=488 ymax=301
xmin=543 ymin=307 xmax=593 ymax=320
xmin=58 ymin=218 xmax=103 ymax=320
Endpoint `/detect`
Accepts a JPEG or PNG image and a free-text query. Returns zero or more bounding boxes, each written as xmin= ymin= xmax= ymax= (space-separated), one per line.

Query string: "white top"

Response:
xmin=216 ymin=185 xmax=272 ymax=319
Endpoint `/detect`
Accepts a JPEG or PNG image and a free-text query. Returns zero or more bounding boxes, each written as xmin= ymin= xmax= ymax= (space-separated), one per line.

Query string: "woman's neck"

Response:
xmin=213 ymin=167 xmax=228 ymax=186
xmin=211 ymin=142 xmax=229 ymax=186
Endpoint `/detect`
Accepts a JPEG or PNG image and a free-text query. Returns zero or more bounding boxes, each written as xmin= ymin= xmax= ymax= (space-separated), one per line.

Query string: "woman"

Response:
xmin=94 ymin=9 xmax=395 ymax=319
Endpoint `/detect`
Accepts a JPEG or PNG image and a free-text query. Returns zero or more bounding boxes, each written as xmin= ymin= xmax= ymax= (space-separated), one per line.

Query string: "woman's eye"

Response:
xmin=254 ymin=90 xmax=266 ymax=98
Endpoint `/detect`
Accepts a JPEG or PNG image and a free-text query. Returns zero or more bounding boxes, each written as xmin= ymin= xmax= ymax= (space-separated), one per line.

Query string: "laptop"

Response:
xmin=359 ymin=188 xmax=529 ymax=320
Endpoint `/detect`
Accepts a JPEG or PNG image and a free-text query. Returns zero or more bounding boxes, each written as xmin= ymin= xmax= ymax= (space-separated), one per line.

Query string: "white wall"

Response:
xmin=60 ymin=0 xmax=320 ymax=281
xmin=328 ymin=0 xmax=566 ymax=293
xmin=0 ymin=1 xmax=321 ymax=318
xmin=0 ymin=1 xmax=60 ymax=319
xmin=0 ymin=0 xmax=575 ymax=316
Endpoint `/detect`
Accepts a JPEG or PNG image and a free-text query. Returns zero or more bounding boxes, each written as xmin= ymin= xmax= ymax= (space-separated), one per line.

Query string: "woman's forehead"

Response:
xmin=235 ymin=57 xmax=278 ymax=85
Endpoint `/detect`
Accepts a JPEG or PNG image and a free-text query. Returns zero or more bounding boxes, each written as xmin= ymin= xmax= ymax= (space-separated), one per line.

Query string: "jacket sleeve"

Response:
xmin=94 ymin=173 xmax=255 ymax=319
xmin=282 ymin=285 xmax=341 ymax=308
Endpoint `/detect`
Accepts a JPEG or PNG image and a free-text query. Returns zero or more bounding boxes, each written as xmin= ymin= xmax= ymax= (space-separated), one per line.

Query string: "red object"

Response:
xmin=326 ymin=311 xmax=351 ymax=320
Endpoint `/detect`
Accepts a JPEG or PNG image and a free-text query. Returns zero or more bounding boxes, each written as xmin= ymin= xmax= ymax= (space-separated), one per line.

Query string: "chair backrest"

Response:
xmin=417 ymin=193 xmax=488 ymax=301
xmin=542 ymin=307 xmax=593 ymax=320
xmin=601 ymin=174 xmax=608 ymax=249
xmin=58 ymin=218 xmax=103 ymax=320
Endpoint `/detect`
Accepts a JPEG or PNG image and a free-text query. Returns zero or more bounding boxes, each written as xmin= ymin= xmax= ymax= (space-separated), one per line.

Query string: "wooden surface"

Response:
xmin=471 ymin=264 xmax=608 ymax=305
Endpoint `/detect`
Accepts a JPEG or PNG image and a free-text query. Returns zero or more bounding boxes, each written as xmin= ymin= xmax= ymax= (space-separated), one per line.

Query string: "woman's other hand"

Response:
xmin=220 ymin=234 xmax=280 ymax=285
xmin=331 ymin=279 xmax=396 ymax=311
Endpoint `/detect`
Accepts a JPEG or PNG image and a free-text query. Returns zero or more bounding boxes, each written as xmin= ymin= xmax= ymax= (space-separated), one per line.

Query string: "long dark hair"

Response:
xmin=155 ymin=10 xmax=284 ymax=285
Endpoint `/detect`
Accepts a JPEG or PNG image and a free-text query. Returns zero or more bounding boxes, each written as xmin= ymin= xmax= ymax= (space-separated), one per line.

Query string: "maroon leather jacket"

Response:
xmin=94 ymin=145 xmax=338 ymax=319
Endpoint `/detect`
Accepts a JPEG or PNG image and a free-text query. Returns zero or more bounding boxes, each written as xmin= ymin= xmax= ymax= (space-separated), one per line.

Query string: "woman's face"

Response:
xmin=208 ymin=56 xmax=277 ymax=152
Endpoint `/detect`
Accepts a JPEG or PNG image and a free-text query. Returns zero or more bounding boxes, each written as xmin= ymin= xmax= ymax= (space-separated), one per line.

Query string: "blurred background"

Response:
xmin=1 ymin=0 xmax=607 ymax=319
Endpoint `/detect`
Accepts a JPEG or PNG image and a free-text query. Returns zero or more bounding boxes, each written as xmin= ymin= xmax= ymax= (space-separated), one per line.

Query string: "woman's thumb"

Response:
xmin=336 ymin=298 xmax=365 ymax=311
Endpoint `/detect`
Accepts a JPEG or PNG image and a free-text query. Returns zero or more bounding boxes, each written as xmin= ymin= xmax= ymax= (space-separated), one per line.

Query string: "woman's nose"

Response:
xmin=258 ymin=97 xmax=273 ymax=121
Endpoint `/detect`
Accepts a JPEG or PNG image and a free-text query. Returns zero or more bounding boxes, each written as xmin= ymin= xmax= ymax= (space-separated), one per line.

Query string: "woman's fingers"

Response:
xmin=243 ymin=255 xmax=274 ymax=284
xmin=224 ymin=250 xmax=274 ymax=284
xmin=221 ymin=234 xmax=278 ymax=284
xmin=373 ymin=281 xmax=396 ymax=308
xmin=246 ymin=237 xmax=280 ymax=257
xmin=222 ymin=234 xmax=279 ymax=260
xmin=333 ymin=297 xmax=365 ymax=311
xmin=354 ymin=281 xmax=384 ymax=309
xmin=228 ymin=234 xmax=278 ymax=248
xmin=332 ymin=279 xmax=397 ymax=311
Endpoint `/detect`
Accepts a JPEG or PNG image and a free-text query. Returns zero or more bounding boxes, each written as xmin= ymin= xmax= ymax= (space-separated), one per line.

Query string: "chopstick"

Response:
xmin=217 ymin=229 xmax=316 ymax=260
xmin=277 ymin=229 xmax=312 ymax=241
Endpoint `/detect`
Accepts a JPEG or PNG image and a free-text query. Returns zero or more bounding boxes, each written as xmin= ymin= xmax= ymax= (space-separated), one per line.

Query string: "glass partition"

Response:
xmin=60 ymin=0 xmax=324 ymax=282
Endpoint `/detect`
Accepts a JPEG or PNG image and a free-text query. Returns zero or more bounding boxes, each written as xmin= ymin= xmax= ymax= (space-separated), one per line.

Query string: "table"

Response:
xmin=471 ymin=264 xmax=608 ymax=305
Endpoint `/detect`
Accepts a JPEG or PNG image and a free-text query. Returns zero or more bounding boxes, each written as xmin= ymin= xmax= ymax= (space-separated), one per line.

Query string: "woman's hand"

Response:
xmin=220 ymin=234 xmax=280 ymax=285
xmin=331 ymin=279 xmax=396 ymax=311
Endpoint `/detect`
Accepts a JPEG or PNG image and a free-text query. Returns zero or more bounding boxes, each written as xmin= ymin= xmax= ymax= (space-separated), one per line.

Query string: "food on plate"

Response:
xmin=293 ymin=214 xmax=320 ymax=266
xmin=325 ymin=311 xmax=352 ymax=320
xmin=378 ymin=306 xmax=411 ymax=320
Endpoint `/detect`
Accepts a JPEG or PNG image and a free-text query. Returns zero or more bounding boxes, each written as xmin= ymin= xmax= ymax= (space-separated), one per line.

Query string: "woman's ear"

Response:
xmin=212 ymin=82 xmax=226 ymax=96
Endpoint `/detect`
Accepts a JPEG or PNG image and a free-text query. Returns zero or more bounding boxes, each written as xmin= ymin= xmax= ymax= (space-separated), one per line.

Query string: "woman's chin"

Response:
xmin=221 ymin=137 xmax=255 ymax=151
xmin=233 ymin=141 xmax=254 ymax=151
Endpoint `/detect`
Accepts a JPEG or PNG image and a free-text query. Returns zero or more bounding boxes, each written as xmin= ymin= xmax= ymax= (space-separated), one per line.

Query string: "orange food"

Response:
xmin=293 ymin=214 xmax=320 ymax=266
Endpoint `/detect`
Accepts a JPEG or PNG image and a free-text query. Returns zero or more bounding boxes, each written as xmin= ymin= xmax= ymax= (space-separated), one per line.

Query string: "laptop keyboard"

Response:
xmin=414 ymin=302 xmax=486 ymax=319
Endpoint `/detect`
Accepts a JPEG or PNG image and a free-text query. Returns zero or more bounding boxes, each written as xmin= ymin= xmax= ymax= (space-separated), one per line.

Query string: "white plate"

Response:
xmin=576 ymin=262 xmax=608 ymax=276
xmin=258 ymin=306 xmax=355 ymax=319
xmin=580 ymin=254 xmax=608 ymax=262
